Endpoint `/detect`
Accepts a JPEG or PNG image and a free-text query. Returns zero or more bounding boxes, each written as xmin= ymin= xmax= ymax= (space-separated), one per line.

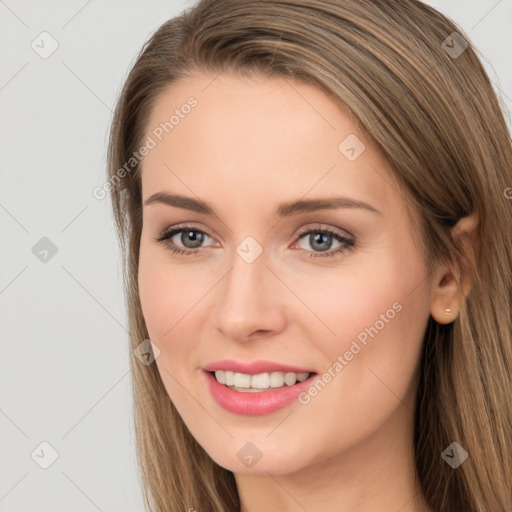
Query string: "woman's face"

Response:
xmin=138 ymin=72 xmax=433 ymax=475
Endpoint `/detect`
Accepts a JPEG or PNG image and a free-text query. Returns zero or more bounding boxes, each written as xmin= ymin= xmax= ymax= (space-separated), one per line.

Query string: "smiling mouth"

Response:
xmin=208 ymin=370 xmax=314 ymax=392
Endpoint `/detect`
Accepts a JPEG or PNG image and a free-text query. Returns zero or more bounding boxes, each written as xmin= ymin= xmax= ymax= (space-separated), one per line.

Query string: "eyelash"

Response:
xmin=153 ymin=224 xmax=355 ymax=259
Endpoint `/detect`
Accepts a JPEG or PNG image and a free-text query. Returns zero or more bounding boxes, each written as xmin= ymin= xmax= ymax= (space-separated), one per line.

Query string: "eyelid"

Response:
xmin=156 ymin=222 xmax=216 ymax=238
xmin=294 ymin=223 xmax=354 ymax=240
xmin=156 ymin=222 xmax=353 ymax=242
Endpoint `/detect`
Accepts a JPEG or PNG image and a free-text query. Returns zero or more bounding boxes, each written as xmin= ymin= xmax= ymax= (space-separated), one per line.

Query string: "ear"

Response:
xmin=430 ymin=213 xmax=479 ymax=324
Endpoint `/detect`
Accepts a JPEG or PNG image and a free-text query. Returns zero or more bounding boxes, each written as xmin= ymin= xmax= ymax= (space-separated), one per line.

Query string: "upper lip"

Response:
xmin=202 ymin=359 xmax=314 ymax=375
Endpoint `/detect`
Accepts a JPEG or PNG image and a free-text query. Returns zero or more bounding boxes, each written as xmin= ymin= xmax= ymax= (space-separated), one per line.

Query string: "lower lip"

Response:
xmin=203 ymin=370 xmax=318 ymax=416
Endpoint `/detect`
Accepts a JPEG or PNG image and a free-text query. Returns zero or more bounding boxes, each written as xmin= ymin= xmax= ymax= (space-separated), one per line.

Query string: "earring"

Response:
xmin=446 ymin=307 xmax=451 ymax=315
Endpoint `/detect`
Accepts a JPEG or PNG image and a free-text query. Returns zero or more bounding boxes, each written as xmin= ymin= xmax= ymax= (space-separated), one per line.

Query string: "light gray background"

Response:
xmin=0 ymin=1 xmax=510 ymax=510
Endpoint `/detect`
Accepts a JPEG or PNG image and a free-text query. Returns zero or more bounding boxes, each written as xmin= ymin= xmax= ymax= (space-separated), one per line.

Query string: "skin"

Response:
xmin=137 ymin=72 xmax=476 ymax=512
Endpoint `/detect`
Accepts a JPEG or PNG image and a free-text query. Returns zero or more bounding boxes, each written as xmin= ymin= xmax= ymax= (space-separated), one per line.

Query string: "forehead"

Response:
xmin=140 ymin=72 xmax=397 ymax=217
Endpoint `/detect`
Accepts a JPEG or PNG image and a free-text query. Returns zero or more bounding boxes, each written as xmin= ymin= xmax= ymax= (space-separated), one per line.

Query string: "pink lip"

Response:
xmin=202 ymin=368 xmax=318 ymax=416
xmin=202 ymin=359 xmax=314 ymax=375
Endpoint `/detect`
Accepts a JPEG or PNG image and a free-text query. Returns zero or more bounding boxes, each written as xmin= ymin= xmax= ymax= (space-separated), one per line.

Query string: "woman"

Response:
xmin=106 ymin=0 xmax=512 ymax=510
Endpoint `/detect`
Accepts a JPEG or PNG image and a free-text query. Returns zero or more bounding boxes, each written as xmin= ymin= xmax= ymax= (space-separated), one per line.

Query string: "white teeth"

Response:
xmin=213 ymin=370 xmax=311 ymax=390
xmin=251 ymin=372 xmax=270 ymax=389
xmin=224 ymin=371 xmax=234 ymax=386
xmin=284 ymin=372 xmax=296 ymax=386
xmin=233 ymin=372 xmax=251 ymax=388
xmin=270 ymin=372 xmax=285 ymax=387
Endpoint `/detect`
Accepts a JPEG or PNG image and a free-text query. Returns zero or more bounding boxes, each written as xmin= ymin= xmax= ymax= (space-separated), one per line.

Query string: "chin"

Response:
xmin=199 ymin=436 xmax=314 ymax=475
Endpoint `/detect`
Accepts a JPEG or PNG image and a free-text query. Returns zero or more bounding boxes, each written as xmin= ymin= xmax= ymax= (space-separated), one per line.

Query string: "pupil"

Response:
xmin=182 ymin=230 xmax=204 ymax=248
xmin=311 ymin=232 xmax=331 ymax=252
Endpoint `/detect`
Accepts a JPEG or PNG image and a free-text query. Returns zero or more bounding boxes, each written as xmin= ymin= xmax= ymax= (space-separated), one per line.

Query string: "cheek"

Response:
xmin=138 ymin=245 xmax=201 ymax=342
xmin=138 ymin=259 xmax=173 ymax=341
xmin=301 ymin=240 xmax=430 ymax=387
xmin=287 ymin=259 xmax=409 ymax=353
xmin=307 ymin=256 xmax=430 ymax=423
xmin=137 ymin=245 xmax=217 ymax=397
xmin=138 ymin=250 xmax=200 ymax=404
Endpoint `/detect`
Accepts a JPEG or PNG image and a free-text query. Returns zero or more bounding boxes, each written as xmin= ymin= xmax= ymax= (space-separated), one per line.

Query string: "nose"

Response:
xmin=213 ymin=247 xmax=286 ymax=343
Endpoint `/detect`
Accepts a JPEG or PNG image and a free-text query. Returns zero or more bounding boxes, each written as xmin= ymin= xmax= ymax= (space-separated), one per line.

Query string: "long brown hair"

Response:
xmin=106 ymin=1 xmax=512 ymax=510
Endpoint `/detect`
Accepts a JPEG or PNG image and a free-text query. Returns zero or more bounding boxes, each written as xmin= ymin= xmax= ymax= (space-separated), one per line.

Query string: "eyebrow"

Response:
xmin=143 ymin=192 xmax=381 ymax=216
